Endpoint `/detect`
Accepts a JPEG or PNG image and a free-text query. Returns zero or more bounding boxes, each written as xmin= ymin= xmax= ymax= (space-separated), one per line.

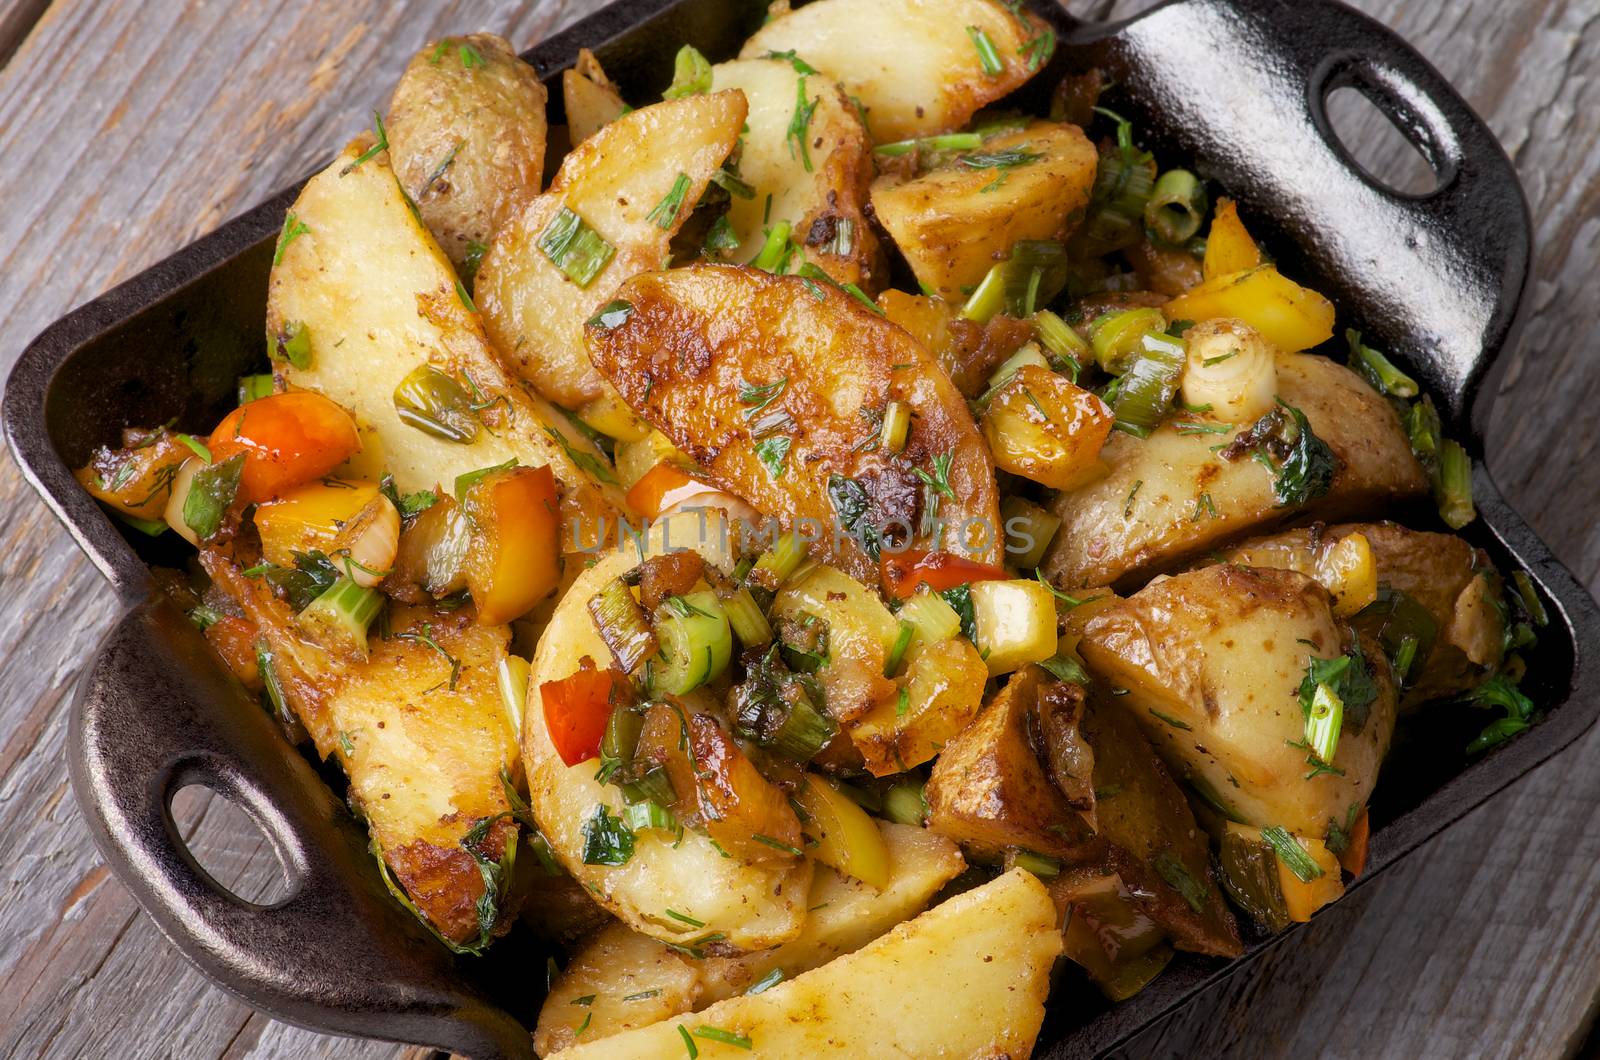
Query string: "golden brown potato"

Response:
xmin=563 ymin=48 xmax=628 ymax=144
xmin=535 ymin=822 xmax=963 ymax=1052
xmin=878 ymin=291 xmax=1035 ymax=397
xmin=709 ymin=59 xmax=882 ymax=289
xmin=586 ymin=264 xmax=1004 ymax=586
xmin=1217 ymin=521 xmax=1506 ymax=706
xmin=740 ymin=0 xmax=1051 ymax=142
xmin=267 ymin=138 xmax=625 ymax=548
xmin=527 ymin=513 xmax=813 ymax=951
xmin=1075 ymin=689 xmax=1242 ymax=957
xmin=74 ymin=427 xmax=188 ymax=521
xmin=476 ymin=92 xmax=747 ymax=408
xmin=201 ymin=548 xmax=517 ymax=946
xmin=386 ymin=34 xmax=547 ymax=272
xmin=925 ymin=666 xmax=1097 ymax=861
xmin=1078 ymin=564 xmax=1398 ymax=840
xmin=1042 ymin=353 xmax=1429 ymax=589
xmin=871 ymin=120 xmax=1098 ymax=298
xmin=551 ymin=868 xmax=1061 ymax=1059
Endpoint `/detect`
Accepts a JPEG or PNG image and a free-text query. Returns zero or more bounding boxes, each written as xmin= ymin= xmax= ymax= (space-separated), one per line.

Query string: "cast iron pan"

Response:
xmin=4 ymin=0 xmax=1593 ymax=1056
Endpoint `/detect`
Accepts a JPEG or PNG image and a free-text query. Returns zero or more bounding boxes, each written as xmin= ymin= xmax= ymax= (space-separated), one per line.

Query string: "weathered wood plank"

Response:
xmin=0 ymin=0 xmax=1595 ymax=1058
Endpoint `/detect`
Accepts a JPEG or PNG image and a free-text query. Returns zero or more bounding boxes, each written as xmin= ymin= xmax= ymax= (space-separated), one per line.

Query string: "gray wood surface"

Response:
xmin=0 ymin=1 xmax=1595 ymax=1058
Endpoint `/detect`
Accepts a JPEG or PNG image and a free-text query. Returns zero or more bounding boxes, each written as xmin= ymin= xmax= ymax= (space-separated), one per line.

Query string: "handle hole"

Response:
xmin=170 ymin=784 xmax=293 ymax=906
xmin=1324 ymin=85 xmax=1439 ymax=196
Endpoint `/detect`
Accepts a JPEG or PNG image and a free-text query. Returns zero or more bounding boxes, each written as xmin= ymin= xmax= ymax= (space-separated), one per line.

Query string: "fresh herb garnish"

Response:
xmin=580 ymin=804 xmax=636 ymax=865
xmin=1221 ymin=401 xmax=1340 ymax=507
xmin=827 ymin=474 xmax=884 ymax=561
xmin=1464 ymin=673 xmax=1536 ymax=754
xmin=587 ymin=298 xmax=635 ymax=331
xmin=273 ymin=210 xmax=310 ymax=266
xmin=663 ymin=45 xmax=712 ymax=99
xmin=1148 ymin=707 xmax=1192 ymax=731
xmin=537 ymin=206 xmax=617 ymax=287
xmin=938 ymin=584 xmax=977 ymax=642
xmin=745 ymin=968 xmax=784 ymax=994
xmin=693 ymin=1027 xmax=753 ymax=1050
xmin=181 ymin=453 xmax=245 ymax=541
xmin=754 ymin=434 xmax=792 ymax=480
xmin=340 ymin=112 xmax=389 ymax=175
xmin=1153 ymin=853 xmax=1208 ymax=913
xmin=785 ymin=75 xmax=819 ymax=172
xmin=545 ymin=425 xmax=618 ymax=484
xmin=958 ymin=147 xmax=1041 ymax=170
xmin=396 ymin=622 xmax=462 ymax=691
xmin=1261 ymin=826 xmax=1324 ymax=882
xmin=967 ymin=25 xmax=1004 ymax=76
xmin=763 ymin=48 xmax=818 ymax=74
xmin=647 ymin=173 xmax=693 ymax=229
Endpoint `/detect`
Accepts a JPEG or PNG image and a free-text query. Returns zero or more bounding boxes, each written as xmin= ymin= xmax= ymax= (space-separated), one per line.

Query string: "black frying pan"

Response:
xmin=4 ymin=0 xmax=1593 ymax=1056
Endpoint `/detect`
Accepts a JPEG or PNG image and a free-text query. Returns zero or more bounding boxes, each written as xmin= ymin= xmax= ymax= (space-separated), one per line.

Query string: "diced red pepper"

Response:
xmin=1339 ymin=807 xmax=1370 ymax=877
xmin=625 ymin=462 xmax=726 ymax=519
xmin=539 ymin=659 xmax=616 ymax=766
xmin=207 ymin=391 xmax=361 ymax=503
xmin=881 ymin=548 xmax=1009 ymax=600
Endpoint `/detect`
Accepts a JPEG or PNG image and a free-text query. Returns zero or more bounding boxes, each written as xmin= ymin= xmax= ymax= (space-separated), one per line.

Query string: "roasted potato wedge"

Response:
xmin=267 ymin=138 xmax=625 ymax=548
xmin=386 ymin=33 xmax=547 ymax=272
xmin=879 ymin=291 xmax=1036 ymax=397
xmin=527 ymin=512 xmax=813 ymax=950
xmin=1042 ymin=353 xmax=1429 ymax=589
xmin=741 ymin=0 xmax=1051 ymax=141
xmin=586 ymin=264 xmax=1004 ymax=586
xmin=1078 ymin=564 xmax=1398 ymax=839
xmin=926 ymin=665 xmax=1096 ymax=861
xmin=551 ymin=868 xmax=1060 ymax=1059
xmin=476 ymin=92 xmax=747 ymax=408
xmin=564 ymin=48 xmax=629 ymax=144
xmin=201 ymin=549 xmax=517 ymax=946
xmin=1217 ymin=521 xmax=1506 ymax=706
xmin=709 ymin=58 xmax=881 ymax=288
xmin=871 ymin=120 xmax=1098 ymax=298
xmin=535 ymin=822 xmax=964 ymax=1052
xmin=1076 ymin=688 xmax=1242 ymax=957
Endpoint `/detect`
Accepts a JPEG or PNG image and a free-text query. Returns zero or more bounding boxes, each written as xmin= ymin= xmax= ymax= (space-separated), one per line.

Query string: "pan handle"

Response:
xmin=1050 ymin=0 xmax=1531 ymax=440
xmin=69 ymin=595 xmax=534 ymax=1059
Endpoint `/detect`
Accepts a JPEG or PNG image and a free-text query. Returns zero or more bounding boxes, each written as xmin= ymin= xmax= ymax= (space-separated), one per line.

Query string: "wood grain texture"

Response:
xmin=0 ymin=0 xmax=1594 ymax=1058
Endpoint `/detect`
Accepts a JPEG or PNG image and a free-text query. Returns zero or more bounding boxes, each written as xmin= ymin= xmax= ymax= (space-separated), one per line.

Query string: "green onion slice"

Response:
xmin=537 ymin=206 xmax=617 ymax=287
xmin=1261 ymin=826 xmax=1324 ymax=883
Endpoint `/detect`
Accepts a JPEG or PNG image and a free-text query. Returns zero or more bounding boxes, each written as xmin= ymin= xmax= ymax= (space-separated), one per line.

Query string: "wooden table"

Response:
xmin=0 ymin=0 xmax=1595 ymax=1056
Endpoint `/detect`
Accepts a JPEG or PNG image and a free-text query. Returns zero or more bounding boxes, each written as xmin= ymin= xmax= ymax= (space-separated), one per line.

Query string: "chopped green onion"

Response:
xmin=1143 ymin=168 xmax=1208 ymax=247
xmin=1512 ymin=570 xmax=1549 ymax=627
xmin=981 ymin=344 xmax=1051 ymax=403
xmin=785 ymin=75 xmax=819 ymax=172
xmin=1032 ymin=309 xmax=1089 ymax=377
xmin=1000 ymin=496 xmax=1060 ymax=569
xmin=719 ymin=585 xmax=774 ymax=647
xmin=1435 ymin=439 xmax=1476 ymax=529
xmin=765 ymin=690 xmax=836 ymax=760
xmin=1304 ymin=682 xmax=1343 ymax=765
xmin=1039 ymin=654 xmax=1090 ymax=684
xmin=678 ymin=1025 xmax=698 ymax=1058
xmin=884 ymin=620 xmax=915 ymax=676
xmin=619 ymin=765 xmax=677 ymax=809
xmin=273 ymin=210 xmax=309 ymax=266
xmin=704 ymin=214 xmax=741 ymax=257
xmin=897 ymin=589 xmax=961 ymax=647
xmin=393 ymin=364 xmax=479 ymax=443
xmin=651 ymin=590 xmax=732 ymax=695
xmin=588 ymin=576 xmax=658 ymax=673
xmin=588 ymin=299 xmax=635 ymax=331
xmin=796 ymin=262 xmax=883 ymax=315
xmin=882 ymin=780 xmax=927 ymax=826
xmin=745 ymin=968 xmax=784 ymax=994
xmin=1109 ymin=332 xmax=1187 ymax=436
xmin=621 ymin=799 xmax=678 ymax=833
xmin=967 ymin=25 xmax=1004 ymax=76
xmin=1013 ymin=849 xmax=1062 ymax=878
xmin=181 ymin=453 xmax=245 ymax=541
xmin=1345 ymin=329 xmax=1418 ymax=398
xmin=663 ymin=45 xmax=712 ymax=99
xmin=237 ymin=374 xmax=275 ymax=403
xmin=256 ymin=639 xmax=290 ymax=723
xmin=647 ymin=173 xmax=692 ymax=230
xmin=711 ymin=167 xmax=756 ymax=199
xmin=496 ymin=656 xmax=530 ymax=743
xmin=750 ymin=221 xmax=793 ymax=272
xmin=880 ymin=400 xmax=911 ymax=454
xmin=872 ymin=132 xmax=983 ymax=157
xmin=1261 ymin=826 xmax=1324 ymax=882
xmin=960 ymin=262 xmax=1010 ymax=322
xmin=537 ymin=206 xmax=616 ymax=287
xmin=1077 ymin=111 xmax=1155 ymax=255
xmin=295 ymin=575 xmax=384 ymax=656
xmin=272 ymin=320 xmax=313 ymax=370
xmin=599 ymin=704 xmax=642 ymax=784
xmin=750 ymin=531 xmax=808 ymax=587
xmin=1090 ymin=307 xmax=1168 ymax=375
xmin=175 ymin=433 xmax=212 ymax=463
xmin=117 ymin=512 xmax=169 ymax=536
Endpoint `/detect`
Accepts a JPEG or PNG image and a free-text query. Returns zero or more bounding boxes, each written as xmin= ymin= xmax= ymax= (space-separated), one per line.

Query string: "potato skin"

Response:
xmin=741 ymin=0 xmax=1048 ymax=141
xmin=1042 ymin=353 xmax=1429 ymax=589
xmin=387 ymin=34 xmax=547 ymax=271
xmin=200 ymin=547 xmax=517 ymax=946
xmin=1218 ymin=521 xmax=1506 ymax=706
xmin=871 ymin=120 xmax=1098 ymax=298
xmin=1079 ymin=564 xmax=1398 ymax=839
xmin=476 ymin=92 xmax=747 ymax=408
xmin=586 ymin=264 xmax=1004 ymax=585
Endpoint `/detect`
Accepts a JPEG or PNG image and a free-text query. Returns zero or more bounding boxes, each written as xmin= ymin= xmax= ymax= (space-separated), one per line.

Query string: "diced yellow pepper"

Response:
xmin=969 ymin=579 xmax=1059 ymax=676
xmin=794 ymin=774 xmax=890 ymax=889
xmin=255 ymin=480 xmax=380 ymax=568
xmin=1277 ymin=834 xmax=1344 ymax=921
xmin=1163 ymin=264 xmax=1335 ymax=353
xmin=1202 ymin=197 xmax=1262 ymax=280
xmin=1317 ymin=532 xmax=1378 ymax=616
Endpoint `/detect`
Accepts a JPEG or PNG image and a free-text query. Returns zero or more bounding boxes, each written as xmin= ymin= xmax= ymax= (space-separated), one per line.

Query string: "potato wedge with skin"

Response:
xmin=709 ymin=59 xmax=881 ymax=289
xmin=528 ymin=512 xmax=812 ymax=950
xmin=551 ymin=868 xmax=1060 ymax=1059
xmin=476 ymin=92 xmax=747 ymax=408
xmin=564 ymin=48 xmax=629 ymax=144
xmin=741 ymin=0 xmax=1051 ymax=142
xmin=587 ymin=264 xmax=1004 ymax=587
xmin=872 ymin=120 xmax=1098 ymax=298
xmin=1042 ymin=353 xmax=1429 ymax=589
xmin=268 ymin=139 xmax=624 ymax=549
xmin=1216 ymin=521 xmax=1505 ymax=706
xmin=925 ymin=665 xmax=1096 ymax=861
xmin=201 ymin=548 xmax=517 ymax=946
xmin=1078 ymin=564 xmax=1398 ymax=839
xmin=1075 ymin=689 xmax=1241 ymax=957
xmin=536 ymin=822 xmax=964 ymax=1052
xmin=386 ymin=34 xmax=547 ymax=271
